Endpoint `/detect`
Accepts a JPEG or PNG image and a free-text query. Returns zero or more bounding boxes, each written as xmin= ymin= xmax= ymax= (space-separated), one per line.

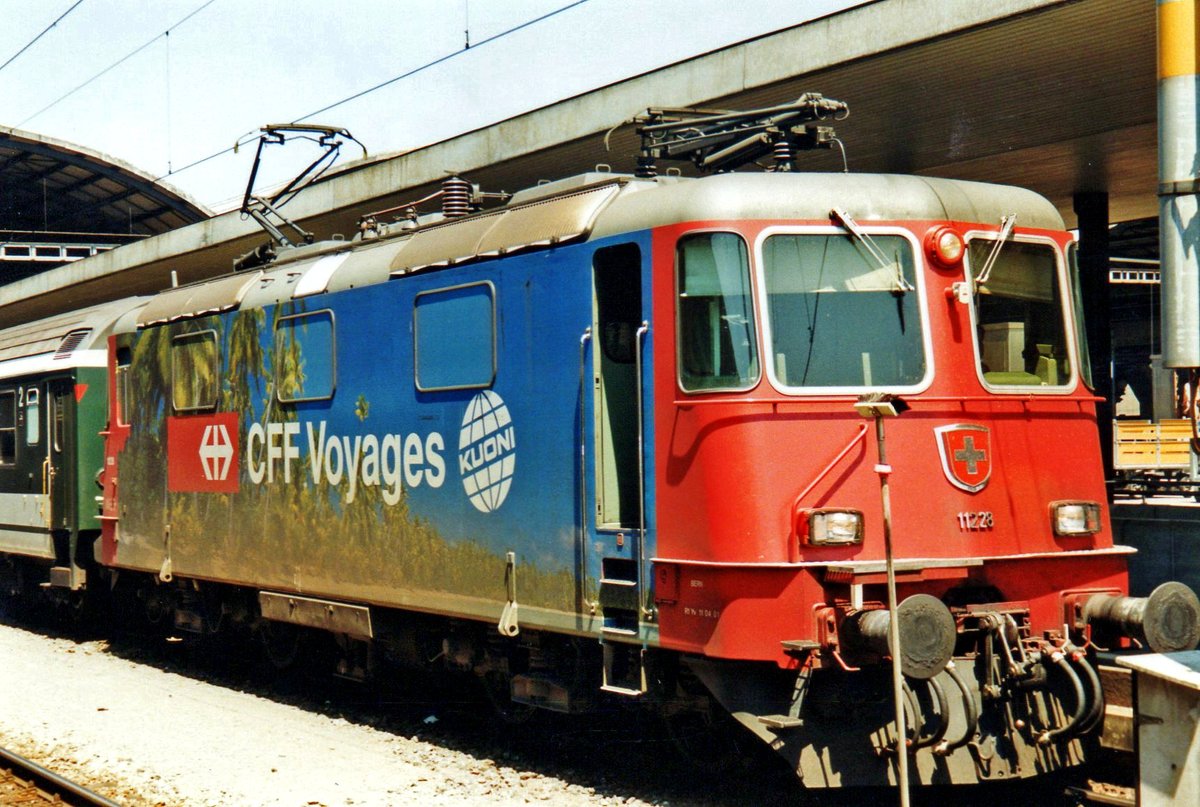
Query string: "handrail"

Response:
xmin=577 ymin=328 xmax=596 ymax=614
xmin=635 ymin=320 xmax=651 ymax=617
xmin=794 ymin=422 xmax=868 ymax=506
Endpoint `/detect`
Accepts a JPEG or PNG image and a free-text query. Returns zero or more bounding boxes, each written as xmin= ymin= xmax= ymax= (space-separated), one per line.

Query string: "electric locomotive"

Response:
xmin=7 ymin=99 xmax=1193 ymax=791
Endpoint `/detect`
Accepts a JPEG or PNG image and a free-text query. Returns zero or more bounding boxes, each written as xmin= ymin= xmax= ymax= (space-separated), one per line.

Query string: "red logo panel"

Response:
xmin=935 ymin=424 xmax=991 ymax=493
xmin=168 ymin=413 xmax=240 ymax=493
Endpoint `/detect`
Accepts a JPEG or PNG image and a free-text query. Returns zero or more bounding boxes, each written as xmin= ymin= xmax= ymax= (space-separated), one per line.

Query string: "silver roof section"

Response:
xmin=389 ymin=179 xmax=625 ymax=277
xmin=137 ymin=272 xmax=263 ymax=328
xmin=592 ymin=172 xmax=1065 ymax=238
xmin=0 ymin=297 xmax=145 ymax=376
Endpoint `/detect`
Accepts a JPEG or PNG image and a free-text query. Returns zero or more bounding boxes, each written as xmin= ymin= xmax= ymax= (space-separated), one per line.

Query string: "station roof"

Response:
xmin=0 ymin=0 xmax=1155 ymax=327
xmin=0 ymin=127 xmax=209 ymax=236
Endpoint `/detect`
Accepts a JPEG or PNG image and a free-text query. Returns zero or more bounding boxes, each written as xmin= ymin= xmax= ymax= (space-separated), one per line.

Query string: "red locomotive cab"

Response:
xmin=654 ymin=206 xmax=1125 ymax=655
xmin=648 ymin=173 xmax=1200 ymax=785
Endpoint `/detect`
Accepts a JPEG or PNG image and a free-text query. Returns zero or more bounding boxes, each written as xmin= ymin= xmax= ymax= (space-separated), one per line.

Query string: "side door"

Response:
xmin=0 ymin=382 xmax=55 ymax=562
xmin=47 ymin=378 xmax=76 ymax=534
xmin=588 ymin=243 xmax=650 ymax=654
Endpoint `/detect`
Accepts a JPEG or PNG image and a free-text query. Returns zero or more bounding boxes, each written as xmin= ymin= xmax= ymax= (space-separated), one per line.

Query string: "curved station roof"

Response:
xmin=0 ymin=127 xmax=209 ymax=287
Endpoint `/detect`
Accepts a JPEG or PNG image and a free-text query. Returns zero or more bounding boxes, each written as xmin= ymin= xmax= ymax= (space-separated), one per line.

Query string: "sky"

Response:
xmin=0 ymin=0 xmax=866 ymax=212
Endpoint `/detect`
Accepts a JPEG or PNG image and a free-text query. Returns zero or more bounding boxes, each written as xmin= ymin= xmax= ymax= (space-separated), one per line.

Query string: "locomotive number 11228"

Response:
xmin=957 ymin=511 xmax=995 ymax=530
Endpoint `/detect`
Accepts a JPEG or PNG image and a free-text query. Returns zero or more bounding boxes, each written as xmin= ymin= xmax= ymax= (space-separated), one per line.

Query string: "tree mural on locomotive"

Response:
xmin=117 ymin=292 xmax=578 ymax=613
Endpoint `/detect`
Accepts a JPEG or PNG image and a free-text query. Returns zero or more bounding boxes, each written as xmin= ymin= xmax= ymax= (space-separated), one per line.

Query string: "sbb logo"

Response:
xmin=200 ymin=423 xmax=234 ymax=481
xmin=168 ymin=413 xmax=240 ymax=493
xmin=458 ymin=391 xmax=516 ymax=513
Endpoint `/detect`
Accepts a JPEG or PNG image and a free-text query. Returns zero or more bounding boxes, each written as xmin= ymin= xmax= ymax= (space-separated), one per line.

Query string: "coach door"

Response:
xmin=46 ymin=379 xmax=75 ymax=534
xmin=589 ymin=243 xmax=650 ymax=688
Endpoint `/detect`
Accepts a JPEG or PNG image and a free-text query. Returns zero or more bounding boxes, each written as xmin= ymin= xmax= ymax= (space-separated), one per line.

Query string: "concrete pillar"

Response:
xmin=1076 ymin=191 xmax=1114 ymax=477
xmin=1159 ymin=0 xmax=1200 ymax=369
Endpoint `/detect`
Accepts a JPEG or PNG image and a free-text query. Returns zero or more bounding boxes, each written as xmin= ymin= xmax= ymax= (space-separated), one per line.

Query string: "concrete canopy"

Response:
xmin=0 ymin=0 xmax=1155 ymax=327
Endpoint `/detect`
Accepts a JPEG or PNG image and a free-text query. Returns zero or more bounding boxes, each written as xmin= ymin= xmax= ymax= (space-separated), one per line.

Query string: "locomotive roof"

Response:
xmin=592 ymin=172 xmax=1066 ymax=238
xmin=121 ymin=171 xmax=1064 ymax=329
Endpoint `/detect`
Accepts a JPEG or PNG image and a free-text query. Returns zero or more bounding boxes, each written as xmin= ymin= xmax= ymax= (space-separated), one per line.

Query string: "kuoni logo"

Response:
xmin=458 ymin=390 xmax=516 ymax=513
xmin=167 ymin=412 xmax=240 ymax=493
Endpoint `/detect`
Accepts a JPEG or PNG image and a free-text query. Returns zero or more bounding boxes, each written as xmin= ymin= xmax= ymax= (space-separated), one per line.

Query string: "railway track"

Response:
xmin=0 ymin=746 xmax=121 ymax=806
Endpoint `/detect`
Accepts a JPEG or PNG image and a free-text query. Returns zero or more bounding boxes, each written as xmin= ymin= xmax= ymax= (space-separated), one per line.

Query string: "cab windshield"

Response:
xmin=761 ymin=233 xmax=925 ymax=389
xmin=970 ymin=239 xmax=1072 ymax=387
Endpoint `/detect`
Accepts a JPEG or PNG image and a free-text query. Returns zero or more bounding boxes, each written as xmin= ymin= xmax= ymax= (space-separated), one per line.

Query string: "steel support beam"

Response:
xmin=1076 ymin=191 xmax=1114 ymax=476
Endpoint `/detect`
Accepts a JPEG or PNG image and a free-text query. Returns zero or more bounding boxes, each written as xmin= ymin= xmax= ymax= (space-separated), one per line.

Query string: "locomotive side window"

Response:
xmin=969 ymin=240 xmax=1071 ymax=387
xmin=171 ymin=330 xmax=219 ymax=412
xmin=275 ymin=310 xmax=336 ymax=403
xmin=676 ymin=233 xmax=759 ymax=391
xmin=25 ymin=387 xmax=39 ymax=445
xmin=114 ymin=349 xmax=131 ymax=426
xmin=414 ymin=282 xmax=496 ymax=391
xmin=761 ymin=234 xmax=924 ymax=389
xmin=0 ymin=389 xmax=15 ymax=464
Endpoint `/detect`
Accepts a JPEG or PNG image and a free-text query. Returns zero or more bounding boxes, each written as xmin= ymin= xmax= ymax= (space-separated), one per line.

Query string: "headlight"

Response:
xmin=800 ymin=509 xmax=864 ymax=546
xmin=1052 ymin=501 xmax=1101 ymax=536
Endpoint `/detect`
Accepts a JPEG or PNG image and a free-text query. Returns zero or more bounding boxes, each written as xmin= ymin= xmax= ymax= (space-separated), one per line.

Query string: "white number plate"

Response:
xmin=957 ymin=511 xmax=994 ymax=531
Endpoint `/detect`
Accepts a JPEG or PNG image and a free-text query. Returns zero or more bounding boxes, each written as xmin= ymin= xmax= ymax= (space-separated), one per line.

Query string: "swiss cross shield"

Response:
xmin=934 ymin=424 xmax=991 ymax=493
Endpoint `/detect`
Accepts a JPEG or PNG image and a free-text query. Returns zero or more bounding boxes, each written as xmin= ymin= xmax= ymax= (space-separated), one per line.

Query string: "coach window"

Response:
xmin=969 ymin=239 xmax=1071 ymax=388
xmin=25 ymin=388 xmax=40 ymax=445
xmin=414 ymin=283 xmax=495 ymax=391
xmin=172 ymin=330 xmax=219 ymax=412
xmin=52 ymin=390 xmax=65 ymax=452
xmin=0 ymin=390 xmax=15 ymax=465
xmin=676 ymin=233 xmax=759 ymax=391
xmin=275 ymin=310 xmax=336 ymax=403
xmin=761 ymin=233 xmax=925 ymax=389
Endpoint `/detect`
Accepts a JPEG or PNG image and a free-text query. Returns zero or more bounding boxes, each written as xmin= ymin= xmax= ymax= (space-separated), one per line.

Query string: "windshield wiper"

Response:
xmin=830 ymin=208 xmax=914 ymax=293
xmin=973 ymin=214 xmax=1017 ymax=286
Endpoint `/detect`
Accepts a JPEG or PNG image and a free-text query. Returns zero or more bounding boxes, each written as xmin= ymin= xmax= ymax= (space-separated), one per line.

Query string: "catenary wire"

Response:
xmin=0 ymin=0 xmax=86 ymax=76
xmin=17 ymin=0 xmax=217 ymax=127
xmin=154 ymin=0 xmax=590 ymax=183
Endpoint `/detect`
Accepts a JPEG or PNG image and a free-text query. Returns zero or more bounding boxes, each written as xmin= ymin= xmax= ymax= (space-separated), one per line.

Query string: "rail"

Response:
xmin=0 ymin=745 xmax=121 ymax=806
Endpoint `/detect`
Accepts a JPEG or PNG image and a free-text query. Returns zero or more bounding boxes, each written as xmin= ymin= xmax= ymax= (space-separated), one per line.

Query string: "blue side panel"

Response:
xmin=123 ymin=229 xmax=656 ymax=632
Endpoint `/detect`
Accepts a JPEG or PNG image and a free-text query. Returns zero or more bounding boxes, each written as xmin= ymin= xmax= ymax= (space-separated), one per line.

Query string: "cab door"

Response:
xmin=589 ymin=242 xmax=651 ymax=693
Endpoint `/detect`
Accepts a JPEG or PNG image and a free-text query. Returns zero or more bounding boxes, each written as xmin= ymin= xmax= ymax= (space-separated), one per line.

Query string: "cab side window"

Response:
xmin=676 ymin=233 xmax=759 ymax=391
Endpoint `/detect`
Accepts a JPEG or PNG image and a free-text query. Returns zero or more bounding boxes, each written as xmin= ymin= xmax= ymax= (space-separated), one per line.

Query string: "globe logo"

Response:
xmin=458 ymin=390 xmax=517 ymax=513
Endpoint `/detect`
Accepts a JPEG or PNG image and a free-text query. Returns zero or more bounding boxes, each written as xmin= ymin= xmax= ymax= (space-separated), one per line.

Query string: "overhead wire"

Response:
xmin=154 ymin=0 xmax=591 ymax=184
xmin=0 ymin=0 xmax=86 ymax=76
xmin=293 ymin=0 xmax=589 ymax=123
xmin=17 ymin=0 xmax=217 ymax=128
